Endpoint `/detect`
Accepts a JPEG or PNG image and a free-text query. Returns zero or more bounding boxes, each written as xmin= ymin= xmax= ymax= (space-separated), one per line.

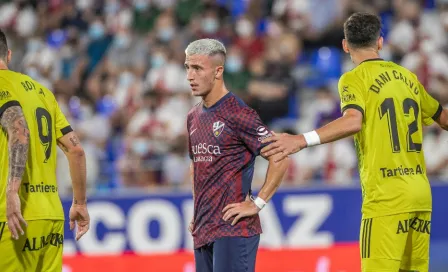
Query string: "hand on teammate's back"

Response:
xmin=69 ymin=203 xmax=90 ymax=241
xmin=6 ymin=191 xmax=27 ymax=240
xmin=261 ymin=132 xmax=305 ymax=160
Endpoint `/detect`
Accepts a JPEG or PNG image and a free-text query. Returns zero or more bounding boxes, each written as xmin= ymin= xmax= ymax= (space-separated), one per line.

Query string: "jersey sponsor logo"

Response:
xmin=341 ymin=93 xmax=356 ymax=103
xmin=256 ymin=126 xmax=272 ymax=141
xmin=23 ymin=182 xmax=58 ymax=194
xmin=256 ymin=126 xmax=268 ymax=136
xmin=379 ymin=164 xmax=423 ymax=178
xmin=340 ymin=86 xmax=356 ymax=103
xmin=192 ymin=143 xmax=221 ymax=155
xmin=213 ymin=121 xmax=225 ymax=137
xmin=22 ymin=232 xmax=64 ymax=252
xmin=0 ymin=90 xmax=11 ymax=100
xmin=396 ymin=217 xmax=431 ymax=235
xmin=192 ymin=143 xmax=221 ymax=162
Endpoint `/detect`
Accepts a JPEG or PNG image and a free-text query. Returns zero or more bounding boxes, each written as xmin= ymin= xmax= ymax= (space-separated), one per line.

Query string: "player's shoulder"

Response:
xmin=0 ymin=70 xmax=24 ymax=88
xmin=390 ymin=62 xmax=420 ymax=81
xmin=339 ymin=68 xmax=363 ymax=86
xmin=4 ymin=71 xmax=54 ymax=96
xmin=224 ymin=92 xmax=257 ymax=118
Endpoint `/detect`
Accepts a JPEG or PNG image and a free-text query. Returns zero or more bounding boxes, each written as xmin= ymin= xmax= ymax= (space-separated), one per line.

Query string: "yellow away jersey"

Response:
xmin=0 ymin=70 xmax=71 ymax=221
xmin=338 ymin=59 xmax=442 ymax=218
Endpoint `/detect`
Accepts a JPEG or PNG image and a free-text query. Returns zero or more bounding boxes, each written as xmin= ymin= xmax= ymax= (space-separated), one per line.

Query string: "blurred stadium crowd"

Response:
xmin=1 ymin=0 xmax=448 ymax=195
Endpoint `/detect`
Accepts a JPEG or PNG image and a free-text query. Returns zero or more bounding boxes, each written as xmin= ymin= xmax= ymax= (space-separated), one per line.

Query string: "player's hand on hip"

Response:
xmin=69 ymin=203 xmax=90 ymax=241
xmin=6 ymin=192 xmax=27 ymax=240
xmin=261 ymin=133 xmax=304 ymax=161
xmin=222 ymin=200 xmax=260 ymax=226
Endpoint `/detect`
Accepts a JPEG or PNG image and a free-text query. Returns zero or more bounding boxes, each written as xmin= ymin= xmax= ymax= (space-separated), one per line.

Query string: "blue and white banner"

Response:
xmin=61 ymin=184 xmax=448 ymax=255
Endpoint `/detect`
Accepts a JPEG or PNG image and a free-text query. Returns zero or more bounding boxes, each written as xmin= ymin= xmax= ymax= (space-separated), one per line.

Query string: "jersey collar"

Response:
xmin=359 ymin=58 xmax=384 ymax=65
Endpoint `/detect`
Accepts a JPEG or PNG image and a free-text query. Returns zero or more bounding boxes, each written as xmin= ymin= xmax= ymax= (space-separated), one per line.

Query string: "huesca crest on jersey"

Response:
xmin=213 ymin=121 xmax=225 ymax=137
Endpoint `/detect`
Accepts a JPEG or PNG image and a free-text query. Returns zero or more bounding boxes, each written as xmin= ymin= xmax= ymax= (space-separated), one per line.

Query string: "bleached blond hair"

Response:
xmin=185 ymin=39 xmax=226 ymax=62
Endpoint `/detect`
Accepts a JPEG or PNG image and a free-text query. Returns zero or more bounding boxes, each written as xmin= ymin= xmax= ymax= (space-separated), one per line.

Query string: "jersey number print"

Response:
xmin=379 ymin=97 xmax=421 ymax=153
xmin=35 ymin=107 xmax=52 ymax=163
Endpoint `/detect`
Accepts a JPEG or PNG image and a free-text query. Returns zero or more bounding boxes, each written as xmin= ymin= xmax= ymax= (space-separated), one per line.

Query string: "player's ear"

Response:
xmin=215 ymin=65 xmax=224 ymax=79
xmin=377 ymin=36 xmax=384 ymax=51
xmin=342 ymin=39 xmax=350 ymax=54
xmin=6 ymin=49 xmax=11 ymax=65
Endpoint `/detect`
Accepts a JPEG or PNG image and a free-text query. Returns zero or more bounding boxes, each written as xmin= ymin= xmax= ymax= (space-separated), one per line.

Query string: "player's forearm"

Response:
xmin=190 ymin=162 xmax=195 ymax=201
xmin=67 ymin=151 xmax=87 ymax=204
xmin=257 ymin=157 xmax=290 ymax=202
xmin=64 ymin=140 xmax=87 ymax=204
xmin=0 ymin=106 xmax=30 ymax=194
xmin=302 ymin=110 xmax=362 ymax=149
xmin=7 ymin=138 xmax=29 ymax=193
xmin=315 ymin=114 xmax=361 ymax=144
xmin=57 ymin=132 xmax=87 ymax=204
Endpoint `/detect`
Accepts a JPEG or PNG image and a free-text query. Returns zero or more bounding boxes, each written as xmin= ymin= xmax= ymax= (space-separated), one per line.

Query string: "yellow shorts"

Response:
xmin=360 ymin=212 xmax=431 ymax=272
xmin=0 ymin=220 xmax=64 ymax=272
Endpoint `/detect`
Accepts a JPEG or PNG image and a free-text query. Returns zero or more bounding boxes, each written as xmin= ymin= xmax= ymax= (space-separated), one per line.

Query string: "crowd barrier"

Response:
xmin=61 ymin=183 xmax=448 ymax=272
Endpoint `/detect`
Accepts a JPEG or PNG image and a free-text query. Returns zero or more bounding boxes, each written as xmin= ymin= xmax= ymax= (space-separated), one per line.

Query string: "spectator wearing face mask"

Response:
xmin=223 ymin=45 xmax=250 ymax=98
xmin=85 ymin=18 xmax=113 ymax=75
xmin=104 ymin=28 xmax=148 ymax=73
xmin=197 ymin=8 xmax=224 ymax=40
xmin=145 ymin=47 xmax=190 ymax=93
xmin=154 ymin=11 xmax=177 ymax=44
xmin=234 ymin=16 xmax=264 ymax=64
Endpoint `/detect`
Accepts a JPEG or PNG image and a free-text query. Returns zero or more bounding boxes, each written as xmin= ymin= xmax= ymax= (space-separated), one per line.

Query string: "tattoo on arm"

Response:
xmin=69 ymin=136 xmax=79 ymax=147
xmin=73 ymin=198 xmax=86 ymax=205
xmin=0 ymin=106 xmax=30 ymax=187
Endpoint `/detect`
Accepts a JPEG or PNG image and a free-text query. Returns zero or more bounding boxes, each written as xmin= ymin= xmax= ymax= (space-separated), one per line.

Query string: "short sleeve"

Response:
xmin=234 ymin=107 xmax=272 ymax=156
xmin=338 ymin=73 xmax=366 ymax=116
xmin=419 ymin=82 xmax=442 ymax=126
xmin=54 ymin=101 xmax=72 ymax=139
xmin=0 ymin=85 xmax=21 ymax=119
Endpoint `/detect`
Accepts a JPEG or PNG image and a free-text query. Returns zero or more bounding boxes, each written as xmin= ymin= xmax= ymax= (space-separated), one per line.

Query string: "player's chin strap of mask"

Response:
xmin=249 ymin=190 xmax=267 ymax=210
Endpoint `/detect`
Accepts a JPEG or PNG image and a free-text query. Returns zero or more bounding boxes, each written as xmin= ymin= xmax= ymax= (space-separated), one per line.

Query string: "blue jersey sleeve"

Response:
xmin=234 ymin=107 xmax=272 ymax=156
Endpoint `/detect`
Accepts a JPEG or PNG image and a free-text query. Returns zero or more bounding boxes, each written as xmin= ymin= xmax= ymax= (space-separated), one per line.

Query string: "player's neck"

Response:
xmin=203 ymin=85 xmax=229 ymax=108
xmin=0 ymin=61 xmax=8 ymax=70
xmin=351 ymin=51 xmax=381 ymax=66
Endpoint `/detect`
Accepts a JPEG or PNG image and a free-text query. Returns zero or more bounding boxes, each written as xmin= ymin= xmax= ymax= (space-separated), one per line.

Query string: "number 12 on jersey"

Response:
xmin=379 ymin=97 xmax=422 ymax=153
